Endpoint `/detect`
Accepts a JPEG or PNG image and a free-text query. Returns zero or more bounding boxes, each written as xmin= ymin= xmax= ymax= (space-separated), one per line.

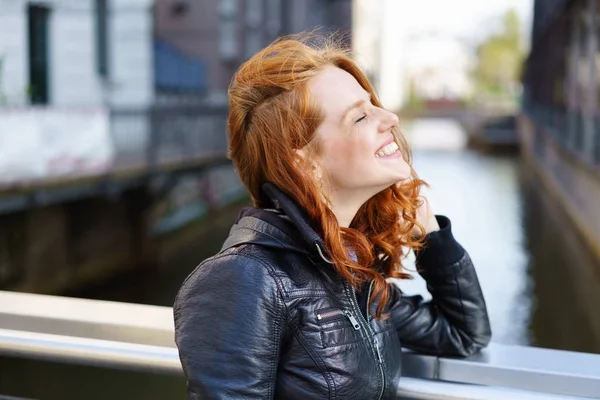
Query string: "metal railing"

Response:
xmin=396 ymin=378 xmax=588 ymax=400
xmin=0 ymin=328 xmax=180 ymax=376
xmin=524 ymin=102 xmax=600 ymax=168
xmin=111 ymin=103 xmax=229 ymax=174
xmin=1 ymin=290 xmax=599 ymax=399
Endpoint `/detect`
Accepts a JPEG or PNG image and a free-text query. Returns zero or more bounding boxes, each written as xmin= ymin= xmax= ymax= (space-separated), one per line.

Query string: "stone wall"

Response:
xmin=518 ymin=114 xmax=600 ymax=265
xmin=0 ymin=187 xmax=154 ymax=293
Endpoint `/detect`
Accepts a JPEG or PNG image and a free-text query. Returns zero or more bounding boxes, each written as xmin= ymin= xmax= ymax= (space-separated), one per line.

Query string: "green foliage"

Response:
xmin=473 ymin=9 xmax=525 ymax=99
xmin=406 ymin=78 xmax=424 ymax=112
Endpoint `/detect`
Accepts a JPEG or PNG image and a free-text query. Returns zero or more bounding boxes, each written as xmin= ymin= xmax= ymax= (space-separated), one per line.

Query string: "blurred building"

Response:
xmin=352 ymin=0 xmax=474 ymax=112
xmin=520 ymin=0 xmax=600 ymax=267
xmin=404 ymin=33 xmax=474 ymax=103
xmin=0 ymin=0 xmax=154 ymax=183
xmin=0 ymin=0 xmax=353 ymax=182
xmin=0 ymin=0 xmax=353 ymax=292
xmin=352 ymin=0 xmax=383 ymax=90
xmin=352 ymin=0 xmax=406 ymax=111
xmin=0 ymin=0 xmax=154 ymax=108
xmin=0 ymin=0 xmax=352 ymax=108
xmin=154 ymin=0 xmax=352 ymax=104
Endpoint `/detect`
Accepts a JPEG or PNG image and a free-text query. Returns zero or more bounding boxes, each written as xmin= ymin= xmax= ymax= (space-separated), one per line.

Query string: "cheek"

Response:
xmin=326 ymin=139 xmax=373 ymax=177
xmin=339 ymin=130 xmax=373 ymax=152
xmin=330 ymin=140 xmax=353 ymax=156
xmin=328 ymin=139 xmax=363 ymax=164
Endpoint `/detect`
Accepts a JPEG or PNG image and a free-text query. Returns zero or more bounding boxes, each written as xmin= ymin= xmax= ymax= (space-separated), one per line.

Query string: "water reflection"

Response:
xmin=521 ymin=162 xmax=600 ymax=354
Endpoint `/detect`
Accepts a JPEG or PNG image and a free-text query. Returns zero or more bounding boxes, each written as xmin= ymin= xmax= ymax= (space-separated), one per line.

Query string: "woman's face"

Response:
xmin=306 ymin=66 xmax=412 ymax=201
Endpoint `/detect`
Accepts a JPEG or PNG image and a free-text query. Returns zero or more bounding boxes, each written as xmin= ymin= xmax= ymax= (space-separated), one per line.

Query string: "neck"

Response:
xmin=327 ymin=189 xmax=373 ymax=228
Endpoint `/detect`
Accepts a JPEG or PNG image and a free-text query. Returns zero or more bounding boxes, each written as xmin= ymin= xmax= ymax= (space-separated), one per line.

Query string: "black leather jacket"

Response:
xmin=174 ymin=183 xmax=491 ymax=399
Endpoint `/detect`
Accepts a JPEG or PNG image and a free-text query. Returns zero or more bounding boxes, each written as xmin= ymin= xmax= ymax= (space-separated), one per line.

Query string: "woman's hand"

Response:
xmin=414 ymin=196 xmax=440 ymax=236
xmin=395 ymin=182 xmax=440 ymax=237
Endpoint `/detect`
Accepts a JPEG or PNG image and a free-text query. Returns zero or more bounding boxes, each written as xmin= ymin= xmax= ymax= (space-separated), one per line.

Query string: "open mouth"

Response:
xmin=375 ymin=141 xmax=400 ymax=158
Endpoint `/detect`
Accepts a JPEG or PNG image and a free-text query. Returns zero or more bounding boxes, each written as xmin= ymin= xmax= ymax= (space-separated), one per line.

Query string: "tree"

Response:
xmin=473 ymin=9 xmax=525 ymax=98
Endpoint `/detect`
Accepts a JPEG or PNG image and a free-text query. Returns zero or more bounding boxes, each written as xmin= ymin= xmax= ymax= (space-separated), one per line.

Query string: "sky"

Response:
xmin=397 ymin=0 xmax=534 ymax=43
xmin=369 ymin=0 xmax=534 ymax=110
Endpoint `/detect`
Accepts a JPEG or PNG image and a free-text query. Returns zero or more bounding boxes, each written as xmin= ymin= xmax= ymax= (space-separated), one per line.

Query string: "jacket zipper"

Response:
xmin=317 ymin=309 xmax=344 ymax=321
xmin=348 ymin=282 xmax=385 ymax=400
xmin=366 ymin=280 xmax=375 ymax=323
xmin=343 ymin=310 xmax=361 ymax=330
xmin=317 ymin=309 xmax=361 ymax=330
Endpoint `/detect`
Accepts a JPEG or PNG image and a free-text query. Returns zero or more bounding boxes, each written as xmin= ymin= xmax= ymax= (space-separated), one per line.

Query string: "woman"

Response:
xmin=174 ymin=35 xmax=491 ymax=400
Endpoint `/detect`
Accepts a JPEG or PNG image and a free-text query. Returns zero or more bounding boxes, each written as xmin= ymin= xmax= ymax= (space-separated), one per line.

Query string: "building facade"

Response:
xmin=523 ymin=0 xmax=600 ymax=164
xmin=0 ymin=0 xmax=154 ymax=108
xmin=0 ymin=0 xmax=155 ymax=184
xmin=154 ymin=0 xmax=352 ymax=102
xmin=404 ymin=33 xmax=474 ymax=103
xmin=0 ymin=0 xmax=354 ymax=295
xmin=520 ymin=0 xmax=600 ymax=266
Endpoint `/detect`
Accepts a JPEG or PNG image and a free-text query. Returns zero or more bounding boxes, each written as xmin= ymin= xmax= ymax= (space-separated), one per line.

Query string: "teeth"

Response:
xmin=376 ymin=141 xmax=399 ymax=157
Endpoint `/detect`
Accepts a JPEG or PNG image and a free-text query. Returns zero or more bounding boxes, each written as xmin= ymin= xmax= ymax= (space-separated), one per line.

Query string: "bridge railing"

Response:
xmin=0 ymin=290 xmax=599 ymax=399
xmin=524 ymin=101 xmax=600 ymax=168
xmin=110 ymin=103 xmax=229 ymax=174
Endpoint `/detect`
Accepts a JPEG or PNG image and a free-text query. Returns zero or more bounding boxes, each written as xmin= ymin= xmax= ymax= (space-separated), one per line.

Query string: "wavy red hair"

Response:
xmin=227 ymin=34 xmax=426 ymax=318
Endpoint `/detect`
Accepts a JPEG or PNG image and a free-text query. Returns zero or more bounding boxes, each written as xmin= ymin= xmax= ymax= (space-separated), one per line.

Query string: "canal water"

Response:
xmin=399 ymin=119 xmax=533 ymax=348
xmin=6 ymin=119 xmax=600 ymax=400
xmin=403 ymin=119 xmax=600 ymax=353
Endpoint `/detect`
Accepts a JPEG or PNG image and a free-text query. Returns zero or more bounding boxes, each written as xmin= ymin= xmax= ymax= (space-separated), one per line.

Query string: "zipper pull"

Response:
xmin=343 ymin=310 xmax=361 ymax=330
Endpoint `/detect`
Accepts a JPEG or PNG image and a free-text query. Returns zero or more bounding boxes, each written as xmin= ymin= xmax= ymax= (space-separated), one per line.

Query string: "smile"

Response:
xmin=375 ymin=141 xmax=400 ymax=157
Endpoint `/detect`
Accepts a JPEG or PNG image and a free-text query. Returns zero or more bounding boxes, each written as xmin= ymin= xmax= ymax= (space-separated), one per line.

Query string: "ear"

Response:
xmin=295 ymin=148 xmax=322 ymax=179
xmin=294 ymin=148 xmax=308 ymax=163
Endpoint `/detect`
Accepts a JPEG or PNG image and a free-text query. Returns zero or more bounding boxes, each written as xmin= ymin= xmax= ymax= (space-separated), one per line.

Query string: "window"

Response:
xmin=565 ymin=4 xmax=588 ymax=151
xmin=265 ymin=0 xmax=281 ymax=40
xmin=28 ymin=4 xmax=50 ymax=105
xmin=219 ymin=0 xmax=239 ymax=61
xmin=578 ymin=5 xmax=594 ymax=158
xmin=245 ymin=0 xmax=263 ymax=58
xmin=95 ymin=0 xmax=109 ymax=78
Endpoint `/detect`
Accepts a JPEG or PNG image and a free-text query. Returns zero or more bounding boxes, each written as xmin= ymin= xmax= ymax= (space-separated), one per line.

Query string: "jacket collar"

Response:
xmin=221 ymin=182 xmax=332 ymax=263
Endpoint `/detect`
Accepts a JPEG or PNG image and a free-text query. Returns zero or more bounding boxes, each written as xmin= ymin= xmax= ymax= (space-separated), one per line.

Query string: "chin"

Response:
xmin=391 ymin=169 xmax=412 ymax=182
xmin=383 ymin=175 xmax=410 ymax=189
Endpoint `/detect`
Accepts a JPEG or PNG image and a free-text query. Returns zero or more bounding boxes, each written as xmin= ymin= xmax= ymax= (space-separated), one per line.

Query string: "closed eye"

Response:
xmin=355 ymin=114 xmax=367 ymax=124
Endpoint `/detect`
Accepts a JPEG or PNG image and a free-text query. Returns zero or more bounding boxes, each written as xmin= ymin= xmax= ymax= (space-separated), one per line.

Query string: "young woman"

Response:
xmin=174 ymin=35 xmax=491 ymax=400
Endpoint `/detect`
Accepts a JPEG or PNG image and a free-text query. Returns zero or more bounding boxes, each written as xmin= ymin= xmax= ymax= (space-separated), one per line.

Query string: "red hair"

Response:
xmin=227 ymin=34 xmax=426 ymax=318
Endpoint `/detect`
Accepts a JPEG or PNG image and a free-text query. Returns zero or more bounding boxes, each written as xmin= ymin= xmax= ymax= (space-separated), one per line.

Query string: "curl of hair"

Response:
xmin=227 ymin=33 xmax=427 ymax=319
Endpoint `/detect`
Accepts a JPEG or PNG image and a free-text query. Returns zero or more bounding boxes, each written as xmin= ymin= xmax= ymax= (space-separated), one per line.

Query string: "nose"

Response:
xmin=378 ymin=108 xmax=399 ymax=133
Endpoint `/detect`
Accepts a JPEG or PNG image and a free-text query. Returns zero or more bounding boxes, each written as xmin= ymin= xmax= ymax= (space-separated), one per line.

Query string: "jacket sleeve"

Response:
xmin=390 ymin=215 xmax=492 ymax=357
xmin=173 ymin=253 xmax=286 ymax=399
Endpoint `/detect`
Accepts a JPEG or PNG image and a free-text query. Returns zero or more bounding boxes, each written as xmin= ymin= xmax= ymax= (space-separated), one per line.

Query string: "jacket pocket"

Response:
xmin=315 ymin=308 xmax=363 ymax=349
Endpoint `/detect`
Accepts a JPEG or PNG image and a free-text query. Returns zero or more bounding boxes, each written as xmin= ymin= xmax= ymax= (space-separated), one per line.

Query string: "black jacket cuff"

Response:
xmin=416 ymin=215 xmax=465 ymax=269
